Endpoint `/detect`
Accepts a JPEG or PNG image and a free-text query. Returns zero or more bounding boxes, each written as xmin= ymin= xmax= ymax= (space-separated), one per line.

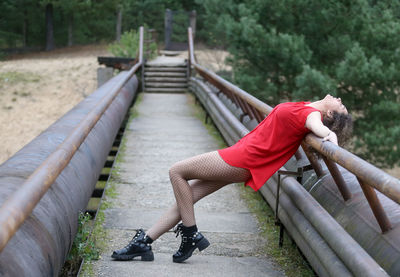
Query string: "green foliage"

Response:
xmin=200 ymin=0 xmax=400 ymax=168
xmin=108 ymin=28 xmax=158 ymax=60
xmin=108 ymin=29 xmax=140 ymax=58
xmin=60 ymin=211 xmax=100 ymax=276
xmin=356 ymin=101 xmax=400 ymax=167
xmin=68 ymin=212 xmax=100 ymax=262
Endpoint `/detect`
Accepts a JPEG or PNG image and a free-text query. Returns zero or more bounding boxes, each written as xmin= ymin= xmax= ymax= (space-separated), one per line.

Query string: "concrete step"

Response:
xmin=144 ymin=77 xmax=187 ymax=83
xmin=145 ymin=66 xmax=187 ymax=72
xmin=144 ymin=72 xmax=187 ymax=77
xmin=145 ymin=87 xmax=187 ymax=93
xmin=146 ymin=82 xmax=188 ymax=88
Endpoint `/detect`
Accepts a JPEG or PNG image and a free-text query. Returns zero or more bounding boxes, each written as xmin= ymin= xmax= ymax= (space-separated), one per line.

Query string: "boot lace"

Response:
xmin=124 ymin=229 xmax=143 ymax=249
xmin=173 ymin=223 xmax=186 ymax=251
xmin=173 ymin=223 xmax=184 ymax=238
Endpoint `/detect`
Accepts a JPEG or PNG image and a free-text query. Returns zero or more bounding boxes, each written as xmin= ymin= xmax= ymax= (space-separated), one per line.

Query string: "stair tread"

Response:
xmin=144 ymin=77 xmax=187 ymax=83
xmin=145 ymin=87 xmax=187 ymax=92
xmin=145 ymin=82 xmax=188 ymax=88
xmin=144 ymin=72 xmax=187 ymax=77
xmin=145 ymin=67 xmax=187 ymax=72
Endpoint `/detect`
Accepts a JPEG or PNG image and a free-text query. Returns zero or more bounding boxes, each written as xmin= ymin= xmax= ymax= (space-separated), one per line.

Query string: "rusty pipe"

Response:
xmin=357 ymin=177 xmax=392 ymax=233
xmin=273 ymin=171 xmax=389 ymax=277
xmin=0 ymin=27 xmax=144 ymax=253
xmin=322 ymin=157 xmax=352 ymax=201
xmin=260 ymin=179 xmax=353 ymax=277
xmin=305 ymin=134 xmax=400 ymax=205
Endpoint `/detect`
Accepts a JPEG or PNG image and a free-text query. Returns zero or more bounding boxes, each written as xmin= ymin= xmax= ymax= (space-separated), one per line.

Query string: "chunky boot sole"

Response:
xmin=111 ymin=250 xmax=154 ymax=261
xmin=173 ymin=237 xmax=210 ymax=263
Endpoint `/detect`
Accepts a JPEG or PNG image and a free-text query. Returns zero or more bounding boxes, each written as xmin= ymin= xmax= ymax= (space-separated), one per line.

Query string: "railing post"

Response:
xmin=322 ymin=157 xmax=352 ymax=201
xmin=357 ymin=177 xmax=392 ymax=233
xmin=301 ymin=142 xmax=324 ymax=178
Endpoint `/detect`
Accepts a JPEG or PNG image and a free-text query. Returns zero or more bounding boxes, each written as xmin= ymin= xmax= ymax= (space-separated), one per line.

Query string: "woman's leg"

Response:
xmin=168 ymin=151 xmax=250 ymax=228
xmin=146 ymin=179 xmax=229 ymax=240
xmin=112 ymin=151 xmax=249 ymax=261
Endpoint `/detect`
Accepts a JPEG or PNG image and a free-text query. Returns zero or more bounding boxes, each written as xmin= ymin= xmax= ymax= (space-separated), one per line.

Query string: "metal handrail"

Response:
xmin=188 ymin=27 xmax=399 ymax=233
xmin=0 ymin=26 xmax=144 ymax=253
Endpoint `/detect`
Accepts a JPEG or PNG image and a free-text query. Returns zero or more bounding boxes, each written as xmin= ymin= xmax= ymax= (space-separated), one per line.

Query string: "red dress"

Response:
xmin=218 ymin=101 xmax=320 ymax=191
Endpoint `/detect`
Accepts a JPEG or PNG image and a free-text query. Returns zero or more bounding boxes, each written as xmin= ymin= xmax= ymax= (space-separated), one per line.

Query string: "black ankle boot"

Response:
xmin=111 ymin=229 xmax=154 ymax=261
xmin=172 ymin=223 xmax=210 ymax=263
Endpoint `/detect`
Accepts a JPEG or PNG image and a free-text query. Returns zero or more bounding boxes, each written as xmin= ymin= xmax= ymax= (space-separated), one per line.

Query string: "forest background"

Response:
xmin=1 ymin=0 xmax=399 ymax=169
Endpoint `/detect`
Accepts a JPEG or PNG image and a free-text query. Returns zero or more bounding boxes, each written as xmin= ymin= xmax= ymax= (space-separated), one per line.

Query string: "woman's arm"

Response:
xmin=305 ymin=111 xmax=338 ymax=145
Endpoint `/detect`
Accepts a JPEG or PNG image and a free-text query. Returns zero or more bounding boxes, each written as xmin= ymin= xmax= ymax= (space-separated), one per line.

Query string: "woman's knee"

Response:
xmin=169 ymin=162 xmax=185 ymax=184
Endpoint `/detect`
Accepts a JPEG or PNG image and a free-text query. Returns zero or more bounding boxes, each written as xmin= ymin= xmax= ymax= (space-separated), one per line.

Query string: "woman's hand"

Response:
xmin=322 ymin=131 xmax=338 ymax=145
xmin=305 ymin=111 xmax=338 ymax=145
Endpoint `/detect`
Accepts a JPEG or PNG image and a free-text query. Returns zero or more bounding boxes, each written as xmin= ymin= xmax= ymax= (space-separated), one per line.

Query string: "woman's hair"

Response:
xmin=322 ymin=111 xmax=353 ymax=146
xmin=305 ymin=111 xmax=353 ymax=160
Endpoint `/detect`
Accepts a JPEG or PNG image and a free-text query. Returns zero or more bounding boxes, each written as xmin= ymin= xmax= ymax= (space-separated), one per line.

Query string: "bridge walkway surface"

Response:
xmin=87 ymin=92 xmax=285 ymax=276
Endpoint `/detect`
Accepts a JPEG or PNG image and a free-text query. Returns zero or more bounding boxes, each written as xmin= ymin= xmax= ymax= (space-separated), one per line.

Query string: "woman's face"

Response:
xmin=323 ymin=94 xmax=348 ymax=115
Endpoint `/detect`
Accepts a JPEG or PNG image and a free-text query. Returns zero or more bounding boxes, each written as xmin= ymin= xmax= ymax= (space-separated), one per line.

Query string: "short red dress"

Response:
xmin=218 ymin=101 xmax=320 ymax=191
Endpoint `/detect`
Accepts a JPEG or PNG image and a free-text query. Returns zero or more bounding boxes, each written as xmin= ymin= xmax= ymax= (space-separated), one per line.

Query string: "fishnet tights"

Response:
xmin=146 ymin=151 xmax=250 ymax=240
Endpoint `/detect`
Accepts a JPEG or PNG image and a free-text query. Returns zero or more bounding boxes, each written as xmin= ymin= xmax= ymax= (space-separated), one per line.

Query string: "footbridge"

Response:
xmin=0 ymin=27 xmax=399 ymax=276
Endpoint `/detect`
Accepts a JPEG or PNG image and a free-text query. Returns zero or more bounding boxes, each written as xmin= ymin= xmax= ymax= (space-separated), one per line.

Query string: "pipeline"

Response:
xmin=0 ymin=26 xmax=144 ymax=276
xmin=0 ymin=72 xmax=139 ymax=276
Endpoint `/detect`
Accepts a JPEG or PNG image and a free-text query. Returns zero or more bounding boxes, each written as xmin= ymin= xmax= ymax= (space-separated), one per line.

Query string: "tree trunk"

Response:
xmin=22 ymin=9 xmax=27 ymax=48
xmin=116 ymin=5 xmax=122 ymax=42
xmin=68 ymin=13 xmax=73 ymax=46
xmin=45 ymin=3 xmax=55 ymax=51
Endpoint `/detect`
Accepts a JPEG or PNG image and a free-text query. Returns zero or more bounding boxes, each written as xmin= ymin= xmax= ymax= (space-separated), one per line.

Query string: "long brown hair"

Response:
xmin=305 ymin=111 xmax=353 ymax=160
xmin=322 ymin=111 xmax=353 ymax=146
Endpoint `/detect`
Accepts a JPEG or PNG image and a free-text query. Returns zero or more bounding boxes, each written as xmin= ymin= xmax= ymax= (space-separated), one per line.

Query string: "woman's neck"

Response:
xmin=306 ymin=100 xmax=326 ymax=112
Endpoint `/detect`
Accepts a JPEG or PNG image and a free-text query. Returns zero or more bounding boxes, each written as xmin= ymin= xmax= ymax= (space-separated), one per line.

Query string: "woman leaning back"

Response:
xmin=111 ymin=94 xmax=353 ymax=263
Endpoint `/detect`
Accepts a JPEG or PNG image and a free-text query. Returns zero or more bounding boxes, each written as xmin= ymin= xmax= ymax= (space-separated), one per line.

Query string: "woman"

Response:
xmin=111 ymin=94 xmax=352 ymax=263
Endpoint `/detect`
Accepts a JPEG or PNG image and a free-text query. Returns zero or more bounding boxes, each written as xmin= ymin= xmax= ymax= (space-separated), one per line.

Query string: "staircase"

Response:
xmin=143 ymin=57 xmax=188 ymax=93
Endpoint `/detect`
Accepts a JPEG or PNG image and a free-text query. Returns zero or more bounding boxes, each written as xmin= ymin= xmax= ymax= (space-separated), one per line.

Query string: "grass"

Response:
xmin=188 ymin=91 xmax=315 ymax=276
xmin=0 ymin=71 xmax=40 ymax=84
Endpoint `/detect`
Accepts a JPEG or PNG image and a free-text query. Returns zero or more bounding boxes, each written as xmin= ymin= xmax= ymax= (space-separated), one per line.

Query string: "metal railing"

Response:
xmin=0 ymin=27 xmax=144 ymax=253
xmin=187 ymin=27 xmax=399 ymax=234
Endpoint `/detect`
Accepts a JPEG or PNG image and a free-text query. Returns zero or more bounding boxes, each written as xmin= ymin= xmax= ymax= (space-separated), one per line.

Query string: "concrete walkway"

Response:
xmin=90 ymin=93 xmax=285 ymax=277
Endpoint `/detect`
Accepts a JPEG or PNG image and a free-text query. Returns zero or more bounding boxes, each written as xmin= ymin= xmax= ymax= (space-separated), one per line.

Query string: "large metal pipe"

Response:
xmin=303 ymin=168 xmax=400 ymax=276
xmin=0 ymin=26 xmax=143 ymax=276
xmin=274 ymin=172 xmax=387 ymax=276
xmin=305 ymin=134 xmax=400 ymax=205
xmin=0 ymin=73 xmax=139 ymax=276
xmin=259 ymin=180 xmax=352 ymax=277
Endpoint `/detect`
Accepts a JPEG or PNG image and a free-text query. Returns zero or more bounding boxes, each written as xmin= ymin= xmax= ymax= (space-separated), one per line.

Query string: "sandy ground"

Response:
xmin=0 ymin=45 xmax=110 ymax=164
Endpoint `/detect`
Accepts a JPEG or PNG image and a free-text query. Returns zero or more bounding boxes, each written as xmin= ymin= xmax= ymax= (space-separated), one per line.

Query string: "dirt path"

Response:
xmin=0 ymin=45 xmax=109 ymax=164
